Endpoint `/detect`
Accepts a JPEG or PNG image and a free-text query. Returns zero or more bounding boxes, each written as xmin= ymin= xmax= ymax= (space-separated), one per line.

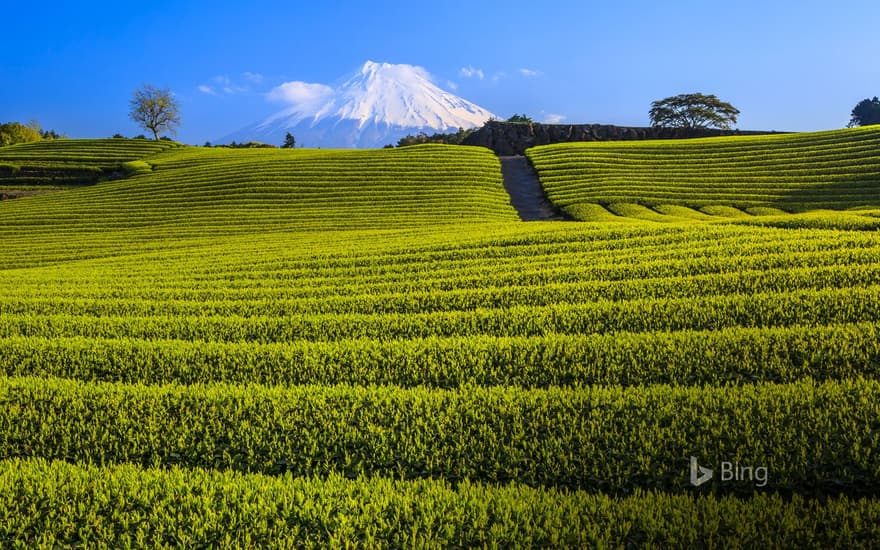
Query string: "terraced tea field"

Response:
xmin=0 ymin=138 xmax=179 ymax=195
xmin=0 ymin=142 xmax=514 ymax=268
xmin=1 ymin=135 xmax=879 ymax=546
xmin=527 ymin=126 xmax=880 ymax=226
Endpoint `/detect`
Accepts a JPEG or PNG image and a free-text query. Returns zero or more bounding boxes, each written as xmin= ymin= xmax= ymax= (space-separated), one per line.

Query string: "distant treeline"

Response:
xmin=0 ymin=121 xmax=63 ymax=147
xmin=391 ymin=127 xmax=477 ymax=148
xmin=109 ymin=135 xmax=276 ymax=148
xmin=112 ymin=134 xmax=174 ymax=141
xmin=202 ymin=141 xmax=277 ymax=149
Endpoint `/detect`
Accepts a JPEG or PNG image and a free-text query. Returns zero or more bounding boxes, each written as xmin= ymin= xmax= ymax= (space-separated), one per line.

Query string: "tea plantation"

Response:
xmin=1 ymin=133 xmax=879 ymax=547
xmin=527 ymin=126 xmax=880 ymax=226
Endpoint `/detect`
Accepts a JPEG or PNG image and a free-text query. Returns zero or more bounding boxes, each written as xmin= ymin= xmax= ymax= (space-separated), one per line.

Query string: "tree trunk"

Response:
xmin=151 ymin=128 xmax=159 ymax=141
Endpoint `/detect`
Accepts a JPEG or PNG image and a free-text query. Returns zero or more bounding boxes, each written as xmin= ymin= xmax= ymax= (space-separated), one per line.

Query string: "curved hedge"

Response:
xmin=527 ymin=126 xmax=880 ymax=220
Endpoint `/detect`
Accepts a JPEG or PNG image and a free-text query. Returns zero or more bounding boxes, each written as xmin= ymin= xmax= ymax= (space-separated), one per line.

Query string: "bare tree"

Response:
xmin=129 ymin=85 xmax=181 ymax=140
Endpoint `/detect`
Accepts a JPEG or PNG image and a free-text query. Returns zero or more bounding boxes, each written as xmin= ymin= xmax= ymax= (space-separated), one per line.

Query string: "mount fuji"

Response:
xmin=220 ymin=61 xmax=497 ymax=148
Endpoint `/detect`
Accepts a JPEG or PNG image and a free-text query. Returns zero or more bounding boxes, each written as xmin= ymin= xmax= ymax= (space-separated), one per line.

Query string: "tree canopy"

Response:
xmin=281 ymin=132 xmax=296 ymax=148
xmin=396 ymin=127 xmax=473 ymax=147
xmin=848 ymin=97 xmax=880 ymax=127
xmin=0 ymin=121 xmax=44 ymax=147
xmin=506 ymin=114 xmax=533 ymax=123
xmin=129 ymin=85 xmax=181 ymax=141
xmin=649 ymin=93 xmax=740 ymax=130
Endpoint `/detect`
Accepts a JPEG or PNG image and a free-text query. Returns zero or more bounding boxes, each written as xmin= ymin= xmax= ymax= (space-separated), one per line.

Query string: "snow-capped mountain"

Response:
xmin=220 ymin=61 xmax=496 ymax=148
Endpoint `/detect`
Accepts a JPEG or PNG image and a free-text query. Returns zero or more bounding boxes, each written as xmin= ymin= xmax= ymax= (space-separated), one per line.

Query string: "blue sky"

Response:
xmin=2 ymin=0 xmax=878 ymax=144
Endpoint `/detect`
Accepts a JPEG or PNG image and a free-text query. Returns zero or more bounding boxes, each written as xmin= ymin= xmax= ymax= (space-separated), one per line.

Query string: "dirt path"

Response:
xmin=499 ymin=156 xmax=571 ymax=221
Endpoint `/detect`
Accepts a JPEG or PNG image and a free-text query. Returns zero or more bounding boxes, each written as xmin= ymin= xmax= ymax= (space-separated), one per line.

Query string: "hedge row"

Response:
xmin=2 ymin=459 xmax=879 ymax=548
xmin=0 ymin=323 xmax=878 ymax=388
xmin=1 ymin=377 xmax=878 ymax=494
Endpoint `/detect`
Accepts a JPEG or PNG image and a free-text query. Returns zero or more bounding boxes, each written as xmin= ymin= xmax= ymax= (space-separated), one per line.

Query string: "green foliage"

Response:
xmin=1 ymin=134 xmax=880 ymax=542
xmin=1 ymin=282 xmax=879 ymax=344
xmin=0 ymin=138 xmax=177 ymax=186
xmin=222 ymin=140 xmax=276 ymax=148
xmin=281 ymin=132 xmax=296 ymax=148
xmin=396 ymin=127 xmax=474 ymax=147
xmin=848 ymin=96 xmax=880 ymax=127
xmin=0 ymin=163 xmax=20 ymax=177
xmin=0 ymin=121 xmax=43 ymax=147
xmin=1 ymin=322 xmax=879 ymax=388
xmin=121 ymin=160 xmax=152 ymax=176
xmin=506 ymin=113 xmax=533 ymax=123
xmin=0 ymin=143 xmax=511 ymax=235
xmin=1 ymin=376 xmax=879 ymax=494
xmin=527 ymin=126 xmax=880 ymax=219
xmin=0 ymin=138 xmax=177 ymax=167
xmin=649 ymin=92 xmax=740 ymax=129
xmin=129 ymin=84 xmax=181 ymax=141
xmin=4 ymin=459 xmax=880 ymax=548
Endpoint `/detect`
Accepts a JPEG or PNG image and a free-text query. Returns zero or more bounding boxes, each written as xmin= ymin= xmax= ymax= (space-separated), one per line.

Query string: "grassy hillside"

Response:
xmin=0 ymin=143 xmax=515 ymax=267
xmin=0 ymin=138 xmax=177 ymax=167
xmin=527 ymin=126 xmax=880 ymax=222
xmin=0 ymin=144 xmax=513 ymax=229
xmin=0 ymin=138 xmax=179 ymax=189
xmin=1 ymin=140 xmax=879 ymax=545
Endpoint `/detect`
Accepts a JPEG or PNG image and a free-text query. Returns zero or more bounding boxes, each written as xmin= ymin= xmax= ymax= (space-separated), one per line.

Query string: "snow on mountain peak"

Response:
xmin=222 ymin=61 xmax=496 ymax=148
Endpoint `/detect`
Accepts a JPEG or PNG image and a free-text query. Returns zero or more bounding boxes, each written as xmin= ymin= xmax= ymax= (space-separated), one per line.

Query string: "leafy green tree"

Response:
xmin=848 ymin=97 xmax=880 ymax=127
xmin=281 ymin=132 xmax=296 ymax=148
xmin=506 ymin=114 xmax=533 ymax=123
xmin=397 ymin=132 xmax=429 ymax=147
xmin=649 ymin=93 xmax=740 ymax=129
xmin=222 ymin=141 xmax=275 ymax=149
xmin=396 ymin=127 xmax=474 ymax=147
xmin=129 ymin=85 xmax=181 ymax=141
xmin=0 ymin=121 xmax=43 ymax=147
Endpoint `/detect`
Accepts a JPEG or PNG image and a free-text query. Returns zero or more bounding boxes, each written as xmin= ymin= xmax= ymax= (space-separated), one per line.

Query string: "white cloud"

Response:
xmin=205 ymin=75 xmax=247 ymax=95
xmin=267 ymin=81 xmax=335 ymax=105
xmin=446 ymin=80 xmax=458 ymax=91
xmin=243 ymin=71 xmax=264 ymax=84
xmin=198 ymin=85 xmax=217 ymax=95
xmin=518 ymin=68 xmax=541 ymax=78
xmin=459 ymin=66 xmax=484 ymax=80
xmin=544 ymin=113 xmax=566 ymax=124
xmin=491 ymin=71 xmax=506 ymax=82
